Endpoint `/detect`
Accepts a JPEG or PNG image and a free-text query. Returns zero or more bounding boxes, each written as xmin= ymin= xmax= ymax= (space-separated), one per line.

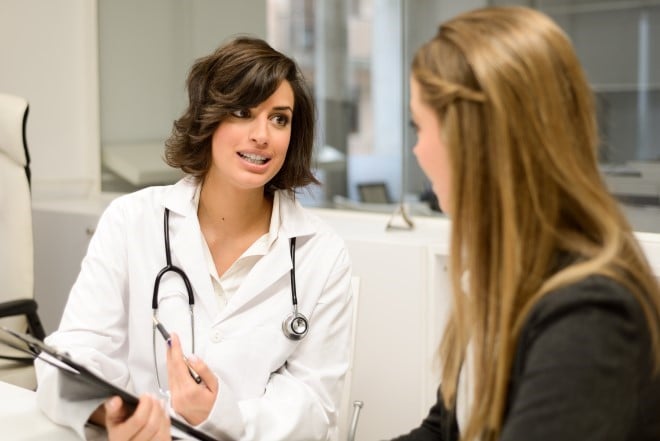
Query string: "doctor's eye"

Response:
xmin=271 ymin=114 xmax=290 ymax=127
xmin=231 ymin=109 xmax=251 ymax=119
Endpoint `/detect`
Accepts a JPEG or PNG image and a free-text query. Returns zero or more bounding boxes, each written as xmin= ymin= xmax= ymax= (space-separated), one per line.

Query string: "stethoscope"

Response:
xmin=151 ymin=208 xmax=309 ymax=388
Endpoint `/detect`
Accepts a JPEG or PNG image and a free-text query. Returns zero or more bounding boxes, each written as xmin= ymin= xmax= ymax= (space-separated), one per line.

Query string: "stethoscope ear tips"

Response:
xmin=282 ymin=312 xmax=309 ymax=340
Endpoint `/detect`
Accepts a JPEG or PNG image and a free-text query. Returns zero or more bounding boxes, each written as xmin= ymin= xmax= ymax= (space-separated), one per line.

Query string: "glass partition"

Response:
xmin=491 ymin=0 xmax=660 ymax=232
xmin=98 ymin=0 xmax=268 ymax=193
xmin=97 ymin=0 xmax=660 ymax=232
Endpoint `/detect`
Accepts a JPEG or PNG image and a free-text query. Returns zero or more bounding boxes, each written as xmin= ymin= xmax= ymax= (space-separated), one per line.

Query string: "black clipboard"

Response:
xmin=0 ymin=326 xmax=218 ymax=441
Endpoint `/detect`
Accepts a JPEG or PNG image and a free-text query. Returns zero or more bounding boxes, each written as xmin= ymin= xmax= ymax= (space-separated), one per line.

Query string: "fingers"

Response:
xmin=166 ymin=333 xmax=194 ymax=390
xmin=187 ymin=354 xmax=218 ymax=393
xmin=130 ymin=395 xmax=171 ymax=441
xmin=105 ymin=395 xmax=171 ymax=441
xmin=166 ymin=333 xmax=215 ymax=393
xmin=165 ymin=333 xmax=218 ymax=426
xmin=104 ymin=396 xmax=128 ymax=427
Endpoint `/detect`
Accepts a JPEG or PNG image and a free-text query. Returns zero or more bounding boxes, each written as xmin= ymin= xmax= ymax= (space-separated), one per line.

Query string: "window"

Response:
xmin=491 ymin=0 xmax=660 ymax=232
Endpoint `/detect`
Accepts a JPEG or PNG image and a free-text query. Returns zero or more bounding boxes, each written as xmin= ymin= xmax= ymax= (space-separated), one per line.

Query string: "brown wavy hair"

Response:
xmin=412 ymin=6 xmax=660 ymax=440
xmin=165 ymin=36 xmax=319 ymax=193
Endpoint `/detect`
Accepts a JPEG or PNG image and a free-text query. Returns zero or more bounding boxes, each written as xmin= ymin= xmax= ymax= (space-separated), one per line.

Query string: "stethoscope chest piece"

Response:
xmin=280 ymin=235 xmax=309 ymax=341
xmin=282 ymin=309 xmax=309 ymax=341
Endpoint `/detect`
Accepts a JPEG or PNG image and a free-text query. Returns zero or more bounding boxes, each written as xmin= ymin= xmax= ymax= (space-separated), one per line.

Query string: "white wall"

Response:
xmin=0 ymin=0 xmax=100 ymax=198
xmin=98 ymin=0 xmax=267 ymax=146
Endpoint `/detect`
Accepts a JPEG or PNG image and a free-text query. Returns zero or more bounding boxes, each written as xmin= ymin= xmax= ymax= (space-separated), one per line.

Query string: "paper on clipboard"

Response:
xmin=0 ymin=327 xmax=219 ymax=441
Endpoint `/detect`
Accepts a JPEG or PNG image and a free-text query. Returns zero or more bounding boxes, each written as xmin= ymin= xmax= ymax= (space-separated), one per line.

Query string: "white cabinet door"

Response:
xmin=32 ymin=204 xmax=103 ymax=334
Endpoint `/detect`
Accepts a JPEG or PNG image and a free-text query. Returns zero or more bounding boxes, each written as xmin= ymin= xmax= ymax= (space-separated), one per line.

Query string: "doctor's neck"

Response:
xmin=197 ymin=182 xmax=273 ymax=237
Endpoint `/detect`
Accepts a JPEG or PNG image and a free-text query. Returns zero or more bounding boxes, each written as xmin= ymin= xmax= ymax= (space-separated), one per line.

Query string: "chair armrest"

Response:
xmin=0 ymin=299 xmax=46 ymax=340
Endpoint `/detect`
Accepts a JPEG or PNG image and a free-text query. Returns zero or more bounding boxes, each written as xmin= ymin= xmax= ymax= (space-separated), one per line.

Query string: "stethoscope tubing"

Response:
xmin=152 ymin=209 xmax=194 ymax=309
xmin=152 ymin=208 xmax=308 ymax=343
xmin=151 ymin=206 xmax=309 ymax=391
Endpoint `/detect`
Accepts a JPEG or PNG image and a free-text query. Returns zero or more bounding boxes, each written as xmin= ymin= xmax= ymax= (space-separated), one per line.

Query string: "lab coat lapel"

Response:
xmin=219 ymin=238 xmax=293 ymax=320
xmin=218 ymin=192 xmax=314 ymax=321
xmin=163 ymin=179 xmax=219 ymax=319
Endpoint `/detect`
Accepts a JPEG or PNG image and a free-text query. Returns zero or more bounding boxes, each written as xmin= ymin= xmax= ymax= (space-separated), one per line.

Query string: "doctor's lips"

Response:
xmin=238 ymin=151 xmax=270 ymax=165
xmin=152 ymin=316 xmax=203 ymax=384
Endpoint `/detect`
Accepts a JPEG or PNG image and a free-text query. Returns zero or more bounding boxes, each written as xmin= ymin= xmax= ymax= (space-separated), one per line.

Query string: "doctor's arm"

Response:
xmin=35 ymin=197 xmax=135 ymax=437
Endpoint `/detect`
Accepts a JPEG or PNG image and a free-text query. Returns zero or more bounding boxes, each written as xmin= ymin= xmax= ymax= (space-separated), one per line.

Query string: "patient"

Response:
xmin=389 ymin=6 xmax=660 ymax=441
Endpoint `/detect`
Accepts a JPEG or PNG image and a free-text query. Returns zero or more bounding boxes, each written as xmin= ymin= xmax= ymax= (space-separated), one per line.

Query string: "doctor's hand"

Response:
xmin=92 ymin=394 xmax=172 ymax=441
xmin=167 ymin=333 xmax=219 ymax=426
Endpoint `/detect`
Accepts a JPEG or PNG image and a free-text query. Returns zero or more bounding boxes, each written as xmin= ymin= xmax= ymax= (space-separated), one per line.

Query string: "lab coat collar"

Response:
xmin=219 ymin=191 xmax=316 ymax=321
xmin=160 ymin=177 xmax=318 ymax=323
xmin=274 ymin=189 xmax=316 ymax=240
xmin=163 ymin=176 xmax=198 ymax=217
xmin=161 ymin=177 xmax=316 ymax=239
xmin=218 ymin=237 xmax=292 ymax=321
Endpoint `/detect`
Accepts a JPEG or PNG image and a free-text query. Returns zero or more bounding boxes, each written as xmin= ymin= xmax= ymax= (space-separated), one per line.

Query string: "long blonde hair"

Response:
xmin=412 ymin=6 xmax=660 ymax=440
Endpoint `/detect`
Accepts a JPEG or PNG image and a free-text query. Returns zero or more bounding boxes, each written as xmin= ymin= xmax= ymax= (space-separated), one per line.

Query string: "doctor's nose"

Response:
xmin=249 ymin=119 xmax=269 ymax=147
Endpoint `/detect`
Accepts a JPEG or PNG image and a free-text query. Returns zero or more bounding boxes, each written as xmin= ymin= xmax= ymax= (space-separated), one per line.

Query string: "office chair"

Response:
xmin=0 ymin=92 xmax=46 ymax=390
xmin=357 ymin=182 xmax=391 ymax=204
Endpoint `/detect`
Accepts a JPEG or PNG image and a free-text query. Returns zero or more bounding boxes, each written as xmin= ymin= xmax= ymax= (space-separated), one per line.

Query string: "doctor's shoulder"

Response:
xmin=291 ymin=200 xmax=349 ymax=255
xmin=93 ymin=184 xmax=176 ymax=236
xmin=296 ymin=208 xmax=353 ymax=286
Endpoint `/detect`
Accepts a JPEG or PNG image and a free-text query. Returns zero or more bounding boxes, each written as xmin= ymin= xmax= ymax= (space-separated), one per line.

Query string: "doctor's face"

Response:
xmin=410 ymin=77 xmax=452 ymax=215
xmin=207 ymin=81 xmax=294 ymax=193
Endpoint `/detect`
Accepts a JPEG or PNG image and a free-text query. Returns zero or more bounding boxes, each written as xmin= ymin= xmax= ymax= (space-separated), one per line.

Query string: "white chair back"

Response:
xmin=0 ymin=92 xmax=36 ymax=389
xmin=0 ymin=92 xmax=33 ymax=305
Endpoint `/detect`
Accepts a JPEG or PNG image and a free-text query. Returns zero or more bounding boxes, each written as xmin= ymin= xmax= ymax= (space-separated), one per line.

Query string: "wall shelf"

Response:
xmin=102 ymin=141 xmax=183 ymax=187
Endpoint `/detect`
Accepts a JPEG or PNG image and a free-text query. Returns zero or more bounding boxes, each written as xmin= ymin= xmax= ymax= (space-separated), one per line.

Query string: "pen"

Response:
xmin=152 ymin=316 xmax=203 ymax=384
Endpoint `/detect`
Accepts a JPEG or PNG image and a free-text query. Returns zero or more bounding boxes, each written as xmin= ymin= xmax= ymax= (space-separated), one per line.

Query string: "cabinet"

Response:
xmin=313 ymin=209 xmax=452 ymax=439
xmin=32 ymin=195 xmax=118 ymax=334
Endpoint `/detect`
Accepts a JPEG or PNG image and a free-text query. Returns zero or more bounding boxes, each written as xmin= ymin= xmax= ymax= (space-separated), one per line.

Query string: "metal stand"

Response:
xmin=347 ymin=400 xmax=364 ymax=441
xmin=386 ymin=203 xmax=414 ymax=231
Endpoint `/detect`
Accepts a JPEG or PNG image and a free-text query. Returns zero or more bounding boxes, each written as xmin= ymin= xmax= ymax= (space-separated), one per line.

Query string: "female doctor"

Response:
xmin=35 ymin=36 xmax=354 ymax=441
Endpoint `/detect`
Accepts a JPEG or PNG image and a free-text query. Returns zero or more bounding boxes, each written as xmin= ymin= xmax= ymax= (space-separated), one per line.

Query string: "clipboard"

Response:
xmin=0 ymin=326 xmax=218 ymax=441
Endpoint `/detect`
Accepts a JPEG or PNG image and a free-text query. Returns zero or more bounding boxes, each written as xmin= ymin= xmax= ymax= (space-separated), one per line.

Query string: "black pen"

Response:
xmin=152 ymin=316 xmax=203 ymax=384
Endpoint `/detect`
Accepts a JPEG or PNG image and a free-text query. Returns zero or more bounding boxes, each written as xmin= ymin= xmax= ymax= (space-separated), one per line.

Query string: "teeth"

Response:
xmin=239 ymin=152 xmax=268 ymax=164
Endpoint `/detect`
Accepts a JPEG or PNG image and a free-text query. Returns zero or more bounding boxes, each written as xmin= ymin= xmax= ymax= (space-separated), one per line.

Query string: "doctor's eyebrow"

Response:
xmin=272 ymin=106 xmax=293 ymax=113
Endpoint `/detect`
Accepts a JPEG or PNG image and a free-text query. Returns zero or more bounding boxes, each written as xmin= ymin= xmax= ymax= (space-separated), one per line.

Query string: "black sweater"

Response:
xmin=387 ymin=275 xmax=660 ymax=441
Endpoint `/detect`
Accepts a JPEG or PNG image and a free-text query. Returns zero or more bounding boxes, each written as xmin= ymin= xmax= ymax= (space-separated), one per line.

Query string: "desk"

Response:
xmin=0 ymin=381 xmax=79 ymax=440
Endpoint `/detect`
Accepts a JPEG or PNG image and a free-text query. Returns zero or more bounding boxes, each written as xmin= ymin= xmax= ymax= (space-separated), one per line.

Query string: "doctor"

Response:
xmin=36 ymin=36 xmax=354 ymax=441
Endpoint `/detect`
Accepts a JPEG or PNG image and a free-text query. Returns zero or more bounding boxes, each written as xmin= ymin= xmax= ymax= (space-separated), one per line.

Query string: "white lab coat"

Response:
xmin=35 ymin=177 xmax=353 ymax=441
